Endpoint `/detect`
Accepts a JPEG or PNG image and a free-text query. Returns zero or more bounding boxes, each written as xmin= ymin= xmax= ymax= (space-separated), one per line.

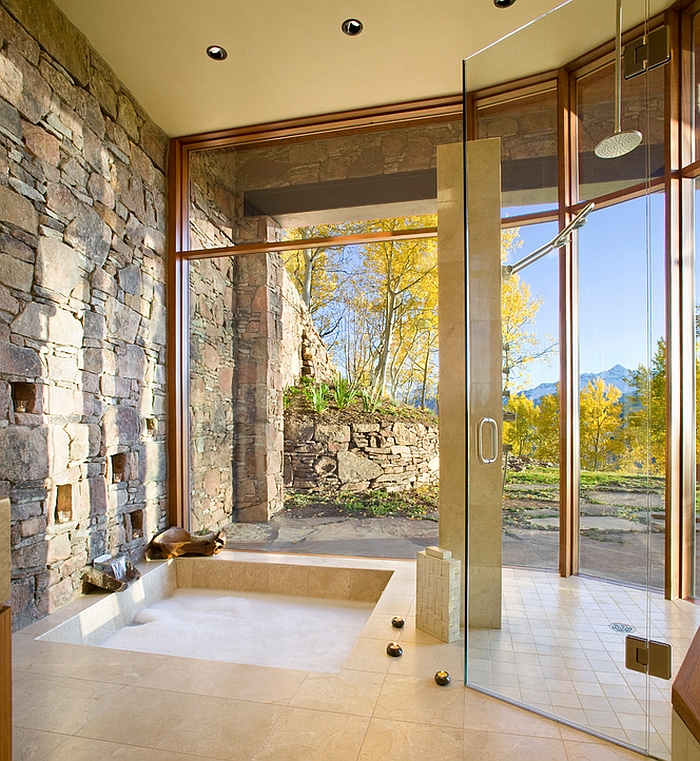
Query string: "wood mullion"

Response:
xmin=558 ymin=67 xmax=579 ymax=578
xmin=167 ymin=138 xmax=191 ymax=530
xmin=665 ymin=7 xmax=696 ymax=599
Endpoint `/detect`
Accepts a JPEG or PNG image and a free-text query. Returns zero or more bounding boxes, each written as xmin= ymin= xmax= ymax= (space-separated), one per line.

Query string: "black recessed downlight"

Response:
xmin=341 ymin=18 xmax=363 ymax=36
xmin=493 ymin=0 xmax=516 ymax=6
xmin=206 ymin=45 xmax=228 ymax=61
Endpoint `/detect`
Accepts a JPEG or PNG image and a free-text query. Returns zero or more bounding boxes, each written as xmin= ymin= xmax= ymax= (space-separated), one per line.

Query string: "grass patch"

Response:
xmin=285 ymin=486 xmax=439 ymax=520
xmin=507 ymin=466 xmax=665 ymax=493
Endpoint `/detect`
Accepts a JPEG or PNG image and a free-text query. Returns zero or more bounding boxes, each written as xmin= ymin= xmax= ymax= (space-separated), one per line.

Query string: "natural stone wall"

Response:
xmin=189 ymin=257 xmax=235 ymax=533
xmin=187 ymin=145 xmax=337 ymax=528
xmin=284 ymin=413 xmax=439 ymax=494
xmin=0 ymin=0 xmax=168 ymax=628
xmin=235 ymin=120 xmax=462 ymax=195
xmin=280 ymin=265 xmax=335 ymax=385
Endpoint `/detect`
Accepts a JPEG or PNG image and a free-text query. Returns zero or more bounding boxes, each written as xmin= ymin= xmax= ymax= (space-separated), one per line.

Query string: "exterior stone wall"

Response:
xmin=284 ymin=413 xmax=439 ymax=494
xmin=189 ymin=257 xmax=235 ymax=533
xmin=0 ymin=0 xmax=169 ymax=628
xmin=280 ymin=266 xmax=335 ymax=385
xmin=235 ymin=120 xmax=462 ymax=195
xmin=188 ymin=145 xmax=336 ymax=528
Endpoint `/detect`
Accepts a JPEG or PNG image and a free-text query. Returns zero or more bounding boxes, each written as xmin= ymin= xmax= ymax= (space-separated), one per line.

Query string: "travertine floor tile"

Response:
xmin=357 ymin=718 xmax=463 ymax=761
xmin=76 ymin=686 xmax=283 ymax=760
xmin=251 ymin=706 xmax=369 ymax=761
xmin=374 ymin=673 xmax=464 ymax=727
xmin=40 ymin=736 xmax=207 ymax=761
xmin=290 ymin=669 xmax=385 ymax=716
xmin=13 ymin=677 xmax=128 ymax=736
xmin=212 ymin=663 xmax=308 ymax=704
xmin=11 ymin=727 xmax=69 ymax=761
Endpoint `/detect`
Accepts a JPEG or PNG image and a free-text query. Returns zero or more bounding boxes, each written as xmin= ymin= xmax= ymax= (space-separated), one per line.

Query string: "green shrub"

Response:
xmin=305 ymin=382 xmax=330 ymax=414
xmin=333 ymin=375 xmax=358 ymax=410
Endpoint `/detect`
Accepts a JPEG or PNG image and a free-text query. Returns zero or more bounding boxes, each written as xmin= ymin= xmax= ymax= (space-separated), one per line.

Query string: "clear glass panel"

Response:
xmin=475 ymin=88 xmax=558 ymax=215
xmin=577 ymin=62 xmax=665 ymax=200
xmin=214 ymin=237 xmax=441 ymax=556
xmin=186 ymin=119 xmax=461 ymax=251
xmin=188 ymin=256 xmax=236 ymax=533
xmin=502 ymin=221 xmax=560 ymax=571
xmin=462 ymin=0 xmax=667 ymax=755
xmin=577 ymin=195 xmax=665 ymax=591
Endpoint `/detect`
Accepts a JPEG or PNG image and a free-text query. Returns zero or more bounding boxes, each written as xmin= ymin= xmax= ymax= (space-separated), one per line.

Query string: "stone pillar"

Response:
xmin=232 ymin=252 xmax=284 ymax=522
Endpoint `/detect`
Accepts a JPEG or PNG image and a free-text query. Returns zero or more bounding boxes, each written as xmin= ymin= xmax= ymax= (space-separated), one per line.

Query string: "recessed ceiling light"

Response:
xmin=493 ymin=0 xmax=516 ymax=6
xmin=341 ymin=19 xmax=363 ymax=36
xmin=206 ymin=45 xmax=228 ymax=61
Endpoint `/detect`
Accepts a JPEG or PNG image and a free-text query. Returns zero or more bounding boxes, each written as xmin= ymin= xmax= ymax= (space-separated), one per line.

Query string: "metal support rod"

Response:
xmin=503 ymin=202 xmax=595 ymax=276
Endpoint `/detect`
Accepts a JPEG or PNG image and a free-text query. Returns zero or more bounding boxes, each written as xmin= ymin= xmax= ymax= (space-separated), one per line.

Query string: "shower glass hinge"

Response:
xmin=625 ymin=635 xmax=672 ymax=679
xmin=624 ymin=26 xmax=671 ymax=79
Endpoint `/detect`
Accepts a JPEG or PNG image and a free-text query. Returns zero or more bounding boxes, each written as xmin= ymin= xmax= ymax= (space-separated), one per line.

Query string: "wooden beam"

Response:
xmin=0 ymin=606 xmax=11 ymax=761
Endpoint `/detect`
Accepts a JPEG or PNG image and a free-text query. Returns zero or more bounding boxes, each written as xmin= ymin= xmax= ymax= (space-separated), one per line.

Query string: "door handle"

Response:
xmin=477 ymin=417 xmax=499 ymax=464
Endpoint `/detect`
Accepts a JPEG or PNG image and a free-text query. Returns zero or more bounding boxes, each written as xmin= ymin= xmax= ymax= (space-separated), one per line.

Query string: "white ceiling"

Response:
xmin=52 ymin=0 xmax=670 ymax=138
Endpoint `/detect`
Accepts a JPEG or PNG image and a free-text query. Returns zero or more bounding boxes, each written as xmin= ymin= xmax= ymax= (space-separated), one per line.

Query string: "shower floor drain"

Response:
xmin=609 ymin=622 xmax=636 ymax=633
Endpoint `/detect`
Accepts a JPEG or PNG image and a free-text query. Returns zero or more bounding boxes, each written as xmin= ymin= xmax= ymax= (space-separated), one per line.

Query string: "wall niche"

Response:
xmin=11 ymin=382 xmax=37 ymax=415
xmin=54 ymin=484 xmax=73 ymax=524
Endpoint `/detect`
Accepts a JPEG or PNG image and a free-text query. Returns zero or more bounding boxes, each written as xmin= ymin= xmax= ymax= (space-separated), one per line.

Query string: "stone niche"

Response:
xmin=0 ymin=0 xmax=169 ymax=628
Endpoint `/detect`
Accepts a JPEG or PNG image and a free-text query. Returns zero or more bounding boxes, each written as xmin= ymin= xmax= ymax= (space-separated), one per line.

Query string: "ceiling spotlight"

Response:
xmin=206 ymin=45 xmax=228 ymax=61
xmin=493 ymin=0 xmax=516 ymax=6
xmin=341 ymin=19 xmax=363 ymax=36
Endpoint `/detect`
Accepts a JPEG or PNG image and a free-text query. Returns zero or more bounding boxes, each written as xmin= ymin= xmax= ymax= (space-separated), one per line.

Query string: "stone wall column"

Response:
xmin=232 ymin=252 xmax=284 ymax=522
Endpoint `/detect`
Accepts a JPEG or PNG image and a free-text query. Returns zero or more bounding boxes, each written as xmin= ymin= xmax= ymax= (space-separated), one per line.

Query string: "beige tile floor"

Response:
xmin=468 ymin=568 xmax=700 ymax=760
xmin=11 ymin=552 xmax=653 ymax=761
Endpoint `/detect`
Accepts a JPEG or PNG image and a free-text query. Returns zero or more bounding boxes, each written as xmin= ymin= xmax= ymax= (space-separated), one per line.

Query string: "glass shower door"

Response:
xmin=461 ymin=0 xmax=663 ymax=754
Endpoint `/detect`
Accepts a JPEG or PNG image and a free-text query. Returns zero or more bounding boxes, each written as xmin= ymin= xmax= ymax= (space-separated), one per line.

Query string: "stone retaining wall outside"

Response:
xmin=284 ymin=413 xmax=439 ymax=494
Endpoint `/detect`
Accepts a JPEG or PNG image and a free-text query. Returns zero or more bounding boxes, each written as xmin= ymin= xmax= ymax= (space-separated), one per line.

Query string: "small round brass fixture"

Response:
xmin=206 ymin=45 xmax=228 ymax=61
xmin=386 ymin=642 xmax=403 ymax=658
xmin=341 ymin=19 xmax=363 ymax=36
xmin=391 ymin=616 xmax=405 ymax=628
xmin=435 ymin=670 xmax=451 ymax=686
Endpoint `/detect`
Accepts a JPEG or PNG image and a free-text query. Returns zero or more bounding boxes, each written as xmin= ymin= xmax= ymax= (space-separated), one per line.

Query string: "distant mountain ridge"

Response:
xmin=520 ymin=363 xmax=632 ymax=404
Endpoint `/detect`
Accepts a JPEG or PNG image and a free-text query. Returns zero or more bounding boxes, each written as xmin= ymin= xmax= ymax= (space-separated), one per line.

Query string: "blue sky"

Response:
xmin=503 ymin=193 xmax=665 ymax=390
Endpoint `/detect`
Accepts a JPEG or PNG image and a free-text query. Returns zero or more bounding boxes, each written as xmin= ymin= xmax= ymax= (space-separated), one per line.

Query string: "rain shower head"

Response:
xmin=595 ymin=0 xmax=642 ymax=160
xmin=594 ymin=129 xmax=643 ymax=158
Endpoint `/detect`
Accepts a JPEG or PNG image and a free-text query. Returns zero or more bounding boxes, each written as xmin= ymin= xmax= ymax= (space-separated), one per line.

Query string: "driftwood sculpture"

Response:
xmin=147 ymin=527 xmax=226 ymax=559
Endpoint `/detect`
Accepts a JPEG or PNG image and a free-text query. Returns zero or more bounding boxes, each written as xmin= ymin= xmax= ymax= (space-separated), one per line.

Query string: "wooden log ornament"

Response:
xmin=147 ymin=527 xmax=227 ymax=559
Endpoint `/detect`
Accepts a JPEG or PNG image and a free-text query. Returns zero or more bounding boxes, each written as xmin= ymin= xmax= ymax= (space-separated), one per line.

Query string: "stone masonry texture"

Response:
xmin=0 ymin=0 xmax=168 ymax=628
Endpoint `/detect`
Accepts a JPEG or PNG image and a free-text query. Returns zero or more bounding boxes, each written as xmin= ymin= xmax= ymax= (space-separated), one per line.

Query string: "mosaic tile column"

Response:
xmin=415 ymin=546 xmax=461 ymax=643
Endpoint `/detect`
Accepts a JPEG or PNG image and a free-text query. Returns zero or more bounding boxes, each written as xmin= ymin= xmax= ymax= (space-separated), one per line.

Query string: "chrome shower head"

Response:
xmin=594 ymin=129 xmax=643 ymax=159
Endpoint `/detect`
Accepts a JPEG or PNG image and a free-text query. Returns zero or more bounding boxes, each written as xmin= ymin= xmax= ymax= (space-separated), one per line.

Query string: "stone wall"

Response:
xmin=284 ymin=413 xmax=439 ymax=494
xmin=187 ymin=145 xmax=337 ymax=528
xmin=235 ymin=120 xmax=462 ymax=196
xmin=0 ymin=0 xmax=169 ymax=627
xmin=189 ymin=257 xmax=235 ymax=533
xmin=280 ymin=264 xmax=335 ymax=385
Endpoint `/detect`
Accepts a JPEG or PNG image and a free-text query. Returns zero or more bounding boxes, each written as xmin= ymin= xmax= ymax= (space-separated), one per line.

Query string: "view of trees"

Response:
xmin=283 ymin=216 xmax=438 ymax=408
xmin=283 ymin=217 xmax=686 ymax=478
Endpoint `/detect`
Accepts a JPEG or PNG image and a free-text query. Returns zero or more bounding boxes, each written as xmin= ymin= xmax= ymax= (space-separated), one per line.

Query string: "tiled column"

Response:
xmin=437 ymin=140 xmax=502 ymax=629
xmin=416 ymin=546 xmax=461 ymax=643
